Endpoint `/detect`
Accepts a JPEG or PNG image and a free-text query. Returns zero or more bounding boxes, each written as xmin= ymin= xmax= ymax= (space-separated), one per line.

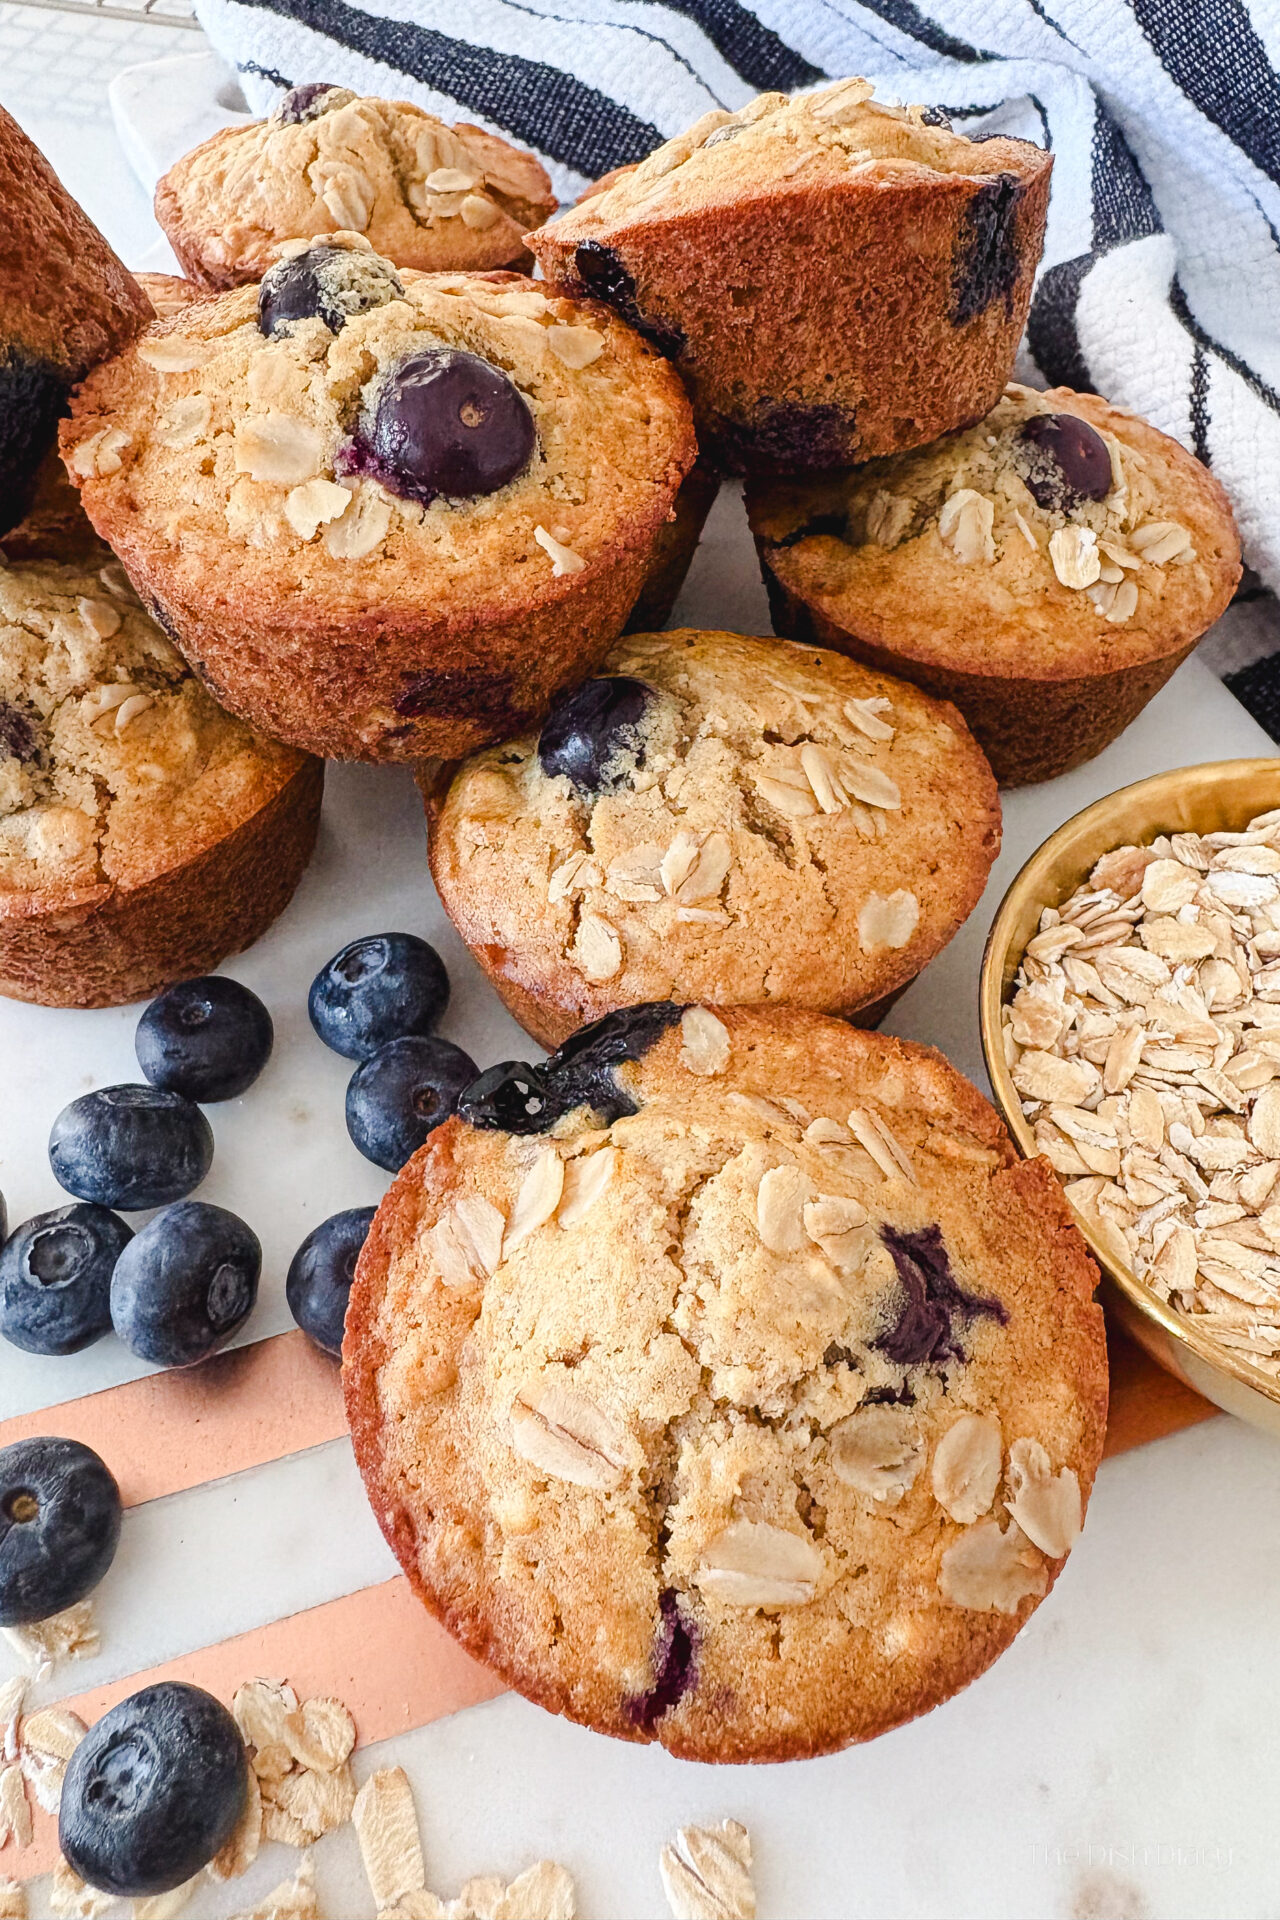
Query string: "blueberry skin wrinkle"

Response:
xmin=458 ymin=1002 xmax=682 ymax=1134
xmin=0 ymin=1203 xmax=131 ymax=1355
xmin=874 ymin=1223 xmax=1007 ymax=1369
xmin=537 ymin=676 xmax=655 ymax=795
xmin=0 ymin=1436 xmax=122 ymax=1628
xmin=136 ymin=976 xmax=274 ymax=1104
xmin=109 ymin=1202 xmax=261 ymax=1368
xmin=309 ymin=931 xmax=451 ymax=1061
xmin=60 ymin=1681 xmax=250 ymax=1896
xmin=286 ymin=1205 xmax=377 ymax=1357
xmin=49 ymin=1085 xmax=213 ymax=1211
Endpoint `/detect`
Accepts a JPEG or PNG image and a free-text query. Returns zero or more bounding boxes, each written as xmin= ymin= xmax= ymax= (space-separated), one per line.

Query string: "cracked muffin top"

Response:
xmin=155 ymin=85 xmax=556 ymax=289
xmin=534 ymin=78 xmax=1035 ymax=234
xmin=748 ymin=384 xmax=1241 ymax=675
xmin=60 ymin=249 xmax=695 ymax=625
xmin=345 ymin=1004 xmax=1107 ymax=1761
xmin=427 ymin=628 xmax=1000 ymax=1044
xmin=0 ymin=559 xmax=305 ymax=901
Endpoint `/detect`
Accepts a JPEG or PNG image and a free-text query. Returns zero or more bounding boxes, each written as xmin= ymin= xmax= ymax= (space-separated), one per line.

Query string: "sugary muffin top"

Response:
xmin=538 ymin=78 xmax=1043 ymax=232
xmin=430 ymin=628 xmax=1000 ymax=1036
xmin=748 ymin=385 xmax=1242 ymax=671
xmin=0 ymin=559 xmax=303 ymax=898
xmin=155 ymin=87 xmax=556 ymax=285
xmin=345 ymin=1006 xmax=1106 ymax=1760
xmin=61 ymin=250 xmax=695 ymax=620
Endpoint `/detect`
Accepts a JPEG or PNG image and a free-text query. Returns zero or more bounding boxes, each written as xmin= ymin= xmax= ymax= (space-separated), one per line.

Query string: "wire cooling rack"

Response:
xmin=6 ymin=0 xmax=198 ymax=26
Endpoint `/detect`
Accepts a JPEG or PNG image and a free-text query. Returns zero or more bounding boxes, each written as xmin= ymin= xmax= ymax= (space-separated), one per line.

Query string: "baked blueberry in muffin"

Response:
xmin=748 ymin=384 xmax=1242 ymax=785
xmin=529 ymin=80 xmax=1051 ymax=473
xmin=0 ymin=106 xmax=151 ymax=534
xmin=155 ymin=88 xmax=556 ymax=290
xmin=0 ymin=559 xmax=321 ymax=1006
xmin=345 ymin=1006 xmax=1106 ymax=1760
xmin=60 ymin=246 xmax=696 ymax=762
xmin=426 ymin=628 xmax=1000 ymax=1045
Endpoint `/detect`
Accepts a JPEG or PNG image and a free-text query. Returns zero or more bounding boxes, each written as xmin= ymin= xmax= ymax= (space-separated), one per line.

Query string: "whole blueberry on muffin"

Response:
xmin=529 ymin=80 xmax=1051 ymax=473
xmin=748 ymin=384 xmax=1242 ymax=785
xmin=426 ymin=628 xmax=1000 ymax=1045
xmin=345 ymin=1005 xmax=1107 ymax=1761
xmin=0 ymin=559 xmax=321 ymax=1006
xmin=60 ymin=245 xmax=696 ymax=762
xmin=155 ymin=86 xmax=556 ymax=290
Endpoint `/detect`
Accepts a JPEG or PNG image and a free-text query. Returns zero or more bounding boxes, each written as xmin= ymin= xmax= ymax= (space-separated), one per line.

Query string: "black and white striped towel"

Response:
xmin=196 ymin=0 xmax=1280 ymax=724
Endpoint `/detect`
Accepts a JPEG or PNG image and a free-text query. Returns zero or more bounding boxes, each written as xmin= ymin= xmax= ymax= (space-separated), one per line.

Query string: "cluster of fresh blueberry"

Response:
xmin=1 ymin=1430 xmax=251 ymax=1891
xmin=0 ymin=934 xmax=479 ymax=1373
xmin=0 ymin=976 xmax=271 ymax=1369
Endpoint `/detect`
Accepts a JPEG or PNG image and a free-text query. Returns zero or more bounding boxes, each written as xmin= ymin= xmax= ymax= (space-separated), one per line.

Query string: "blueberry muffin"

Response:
xmin=426 ymin=629 xmax=1000 ymax=1046
xmin=0 ymin=559 xmax=322 ymax=1006
xmin=0 ymin=106 xmax=152 ymax=535
xmin=60 ymin=246 xmax=697 ymax=762
xmin=528 ymin=79 xmax=1051 ymax=474
xmin=345 ymin=1004 xmax=1107 ymax=1761
xmin=748 ymin=385 xmax=1242 ymax=786
xmin=155 ymin=85 xmax=556 ymax=290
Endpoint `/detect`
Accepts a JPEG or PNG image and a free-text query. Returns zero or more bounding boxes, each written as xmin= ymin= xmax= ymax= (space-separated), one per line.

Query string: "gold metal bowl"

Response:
xmin=980 ymin=757 xmax=1280 ymax=1438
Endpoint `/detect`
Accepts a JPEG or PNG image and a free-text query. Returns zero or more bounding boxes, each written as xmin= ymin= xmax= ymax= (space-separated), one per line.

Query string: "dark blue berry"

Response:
xmin=273 ymin=80 xmax=343 ymax=124
xmin=49 ymin=1086 xmax=213 ymax=1211
xmin=0 ymin=1204 xmax=131 ymax=1355
xmin=341 ymin=347 xmax=535 ymax=507
xmin=1016 ymin=411 xmax=1113 ymax=511
xmin=345 ymin=1035 xmax=478 ymax=1172
xmin=0 ymin=1436 xmax=121 ymax=1627
xmin=309 ymin=932 xmax=451 ymax=1061
xmin=0 ymin=700 xmax=37 ymax=761
xmin=136 ymin=976 xmax=273 ymax=1103
xmin=874 ymin=1224 xmax=1007 ymax=1370
xmin=572 ymin=241 xmax=685 ymax=358
xmin=110 ymin=1202 xmax=260 ymax=1368
xmin=457 ymin=1059 xmax=553 ymax=1132
xmin=258 ymin=244 xmax=403 ymax=338
xmin=458 ymin=1003 xmax=681 ymax=1135
xmin=60 ymin=1682 xmax=249 ymax=1897
xmin=286 ymin=1206 xmax=376 ymax=1357
xmin=537 ymin=676 xmax=655 ymax=795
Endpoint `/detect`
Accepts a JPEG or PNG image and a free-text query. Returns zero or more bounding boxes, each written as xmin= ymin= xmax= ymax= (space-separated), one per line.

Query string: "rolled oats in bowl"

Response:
xmin=1002 ymin=806 xmax=1280 ymax=1379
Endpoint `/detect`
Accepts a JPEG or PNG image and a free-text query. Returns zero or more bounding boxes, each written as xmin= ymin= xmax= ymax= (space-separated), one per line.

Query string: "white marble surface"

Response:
xmin=1 ymin=33 xmax=1279 ymax=1918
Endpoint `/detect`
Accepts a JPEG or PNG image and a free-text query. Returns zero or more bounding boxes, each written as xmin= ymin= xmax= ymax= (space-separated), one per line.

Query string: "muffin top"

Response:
xmin=60 ymin=248 xmax=695 ymax=625
xmin=345 ymin=1005 xmax=1107 ymax=1761
xmin=532 ymin=78 xmax=1045 ymax=238
xmin=429 ymin=628 xmax=1000 ymax=1041
xmin=748 ymin=385 xmax=1242 ymax=675
xmin=155 ymin=86 xmax=556 ymax=288
xmin=0 ymin=559 xmax=304 ymax=902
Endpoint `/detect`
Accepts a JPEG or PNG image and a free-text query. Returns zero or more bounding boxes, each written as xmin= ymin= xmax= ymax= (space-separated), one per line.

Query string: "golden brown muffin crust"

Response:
xmin=345 ymin=1007 xmax=1107 ymax=1762
xmin=428 ymin=628 xmax=1000 ymax=1044
xmin=156 ymin=91 xmax=556 ymax=289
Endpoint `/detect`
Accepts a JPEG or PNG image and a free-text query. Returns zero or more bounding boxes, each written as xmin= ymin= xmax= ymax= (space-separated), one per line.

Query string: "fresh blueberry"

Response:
xmin=49 ymin=1086 xmax=213 ymax=1211
xmin=136 ymin=976 xmax=274 ymax=1103
xmin=309 ymin=932 xmax=451 ymax=1061
xmin=60 ymin=1681 xmax=249 ymax=1897
xmin=0 ymin=1436 xmax=122 ymax=1627
xmin=272 ymin=80 xmax=344 ymax=124
xmin=0 ymin=1204 xmax=131 ymax=1355
xmin=286 ymin=1206 xmax=376 ymax=1357
xmin=258 ymin=244 xmax=403 ymax=338
xmin=346 ymin=1036 xmax=478 ymax=1171
xmin=1015 ymin=411 xmax=1113 ymax=511
xmin=110 ymin=1202 xmax=260 ymax=1368
xmin=340 ymin=347 xmax=535 ymax=507
xmin=537 ymin=676 xmax=655 ymax=795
